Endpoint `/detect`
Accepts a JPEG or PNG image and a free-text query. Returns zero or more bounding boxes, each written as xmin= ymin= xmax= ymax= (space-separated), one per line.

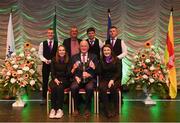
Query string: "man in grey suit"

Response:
xmin=70 ymin=40 xmax=98 ymax=117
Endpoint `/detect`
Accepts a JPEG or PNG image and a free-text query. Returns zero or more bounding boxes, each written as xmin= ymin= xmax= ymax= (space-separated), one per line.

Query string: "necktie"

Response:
xmin=90 ymin=40 xmax=94 ymax=46
xmin=111 ymin=39 xmax=115 ymax=47
xmin=82 ymin=54 xmax=86 ymax=83
xmin=82 ymin=54 xmax=86 ymax=63
xmin=49 ymin=40 xmax=52 ymax=51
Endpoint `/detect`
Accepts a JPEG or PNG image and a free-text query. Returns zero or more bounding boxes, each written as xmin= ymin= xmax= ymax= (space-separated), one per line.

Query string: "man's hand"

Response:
xmin=75 ymin=76 xmax=81 ymax=84
xmin=82 ymin=72 xmax=91 ymax=79
xmin=45 ymin=60 xmax=51 ymax=64
xmin=71 ymin=61 xmax=79 ymax=73
xmin=89 ymin=60 xmax=95 ymax=70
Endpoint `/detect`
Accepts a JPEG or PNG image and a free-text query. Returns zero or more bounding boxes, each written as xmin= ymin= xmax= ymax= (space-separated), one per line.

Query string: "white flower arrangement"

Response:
xmin=128 ymin=42 xmax=169 ymax=98
xmin=0 ymin=42 xmax=41 ymax=97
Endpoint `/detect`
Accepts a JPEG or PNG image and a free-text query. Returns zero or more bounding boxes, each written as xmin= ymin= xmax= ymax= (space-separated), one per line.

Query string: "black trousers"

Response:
xmin=49 ymin=81 xmax=65 ymax=110
xmin=42 ymin=64 xmax=51 ymax=99
xmin=99 ymin=81 xmax=121 ymax=114
xmin=70 ymin=79 xmax=95 ymax=111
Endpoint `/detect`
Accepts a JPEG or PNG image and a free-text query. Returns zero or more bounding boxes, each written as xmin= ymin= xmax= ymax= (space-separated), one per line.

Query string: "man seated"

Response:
xmin=70 ymin=40 xmax=98 ymax=117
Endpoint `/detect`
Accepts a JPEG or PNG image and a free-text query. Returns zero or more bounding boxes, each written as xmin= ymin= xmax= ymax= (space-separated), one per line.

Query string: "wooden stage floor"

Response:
xmin=0 ymin=90 xmax=180 ymax=122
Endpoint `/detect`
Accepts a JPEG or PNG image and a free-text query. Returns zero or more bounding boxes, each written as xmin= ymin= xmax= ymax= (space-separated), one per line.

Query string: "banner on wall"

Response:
xmin=164 ymin=8 xmax=177 ymax=99
xmin=6 ymin=12 xmax=15 ymax=58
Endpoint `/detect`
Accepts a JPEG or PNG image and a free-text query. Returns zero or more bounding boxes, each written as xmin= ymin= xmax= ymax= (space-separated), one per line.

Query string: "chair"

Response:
xmin=96 ymin=89 xmax=121 ymax=114
xmin=46 ymin=88 xmax=72 ymax=115
xmin=71 ymin=76 xmax=99 ymax=114
xmin=96 ymin=76 xmax=122 ymax=114
xmin=71 ymin=88 xmax=97 ymax=114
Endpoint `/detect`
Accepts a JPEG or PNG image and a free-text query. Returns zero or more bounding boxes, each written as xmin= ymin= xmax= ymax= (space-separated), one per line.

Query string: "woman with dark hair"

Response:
xmin=49 ymin=45 xmax=70 ymax=119
xmin=98 ymin=44 xmax=121 ymax=118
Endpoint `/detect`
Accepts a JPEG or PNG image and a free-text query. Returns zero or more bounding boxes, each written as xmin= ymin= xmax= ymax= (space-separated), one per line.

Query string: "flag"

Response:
xmin=164 ymin=8 xmax=177 ymax=99
xmin=6 ymin=12 xmax=15 ymax=58
xmin=107 ymin=9 xmax=112 ymax=40
xmin=53 ymin=6 xmax=58 ymax=42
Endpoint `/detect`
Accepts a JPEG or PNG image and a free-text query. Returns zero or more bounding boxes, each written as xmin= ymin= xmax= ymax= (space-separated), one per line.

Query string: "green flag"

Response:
xmin=53 ymin=7 xmax=58 ymax=42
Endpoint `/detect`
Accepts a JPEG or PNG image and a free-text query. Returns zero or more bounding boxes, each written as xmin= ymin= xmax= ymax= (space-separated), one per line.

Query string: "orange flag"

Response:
xmin=164 ymin=8 xmax=177 ymax=99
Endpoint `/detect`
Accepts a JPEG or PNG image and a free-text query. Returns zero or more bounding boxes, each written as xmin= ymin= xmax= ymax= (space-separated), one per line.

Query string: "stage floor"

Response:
xmin=0 ymin=90 xmax=180 ymax=122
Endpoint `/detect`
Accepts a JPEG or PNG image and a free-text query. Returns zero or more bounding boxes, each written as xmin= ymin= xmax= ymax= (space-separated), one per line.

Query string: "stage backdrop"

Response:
xmin=0 ymin=0 xmax=180 ymax=85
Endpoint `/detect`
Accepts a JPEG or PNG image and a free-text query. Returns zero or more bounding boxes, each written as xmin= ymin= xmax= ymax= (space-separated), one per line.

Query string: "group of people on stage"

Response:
xmin=38 ymin=26 xmax=127 ymax=119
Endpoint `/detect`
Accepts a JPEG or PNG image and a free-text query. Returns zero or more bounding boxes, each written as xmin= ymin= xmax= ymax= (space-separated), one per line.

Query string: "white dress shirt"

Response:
xmin=81 ymin=53 xmax=88 ymax=63
xmin=117 ymin=39 xmax=127 ymax=59
xmin=38 ymin=39 xmax=54 ymax=62
xmin=110 ymin=37 xmax=127 ymax=60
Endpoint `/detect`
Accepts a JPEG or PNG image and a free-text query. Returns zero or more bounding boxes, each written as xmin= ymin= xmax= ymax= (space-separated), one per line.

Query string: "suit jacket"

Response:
xmin=63 ymin=38 xmax=82 ymax=58
xmin=106 ymin=38 xmax=122 ymax=56
xmin=86 ymin=38 xmax=100 ymax=60
xmin=70 ymin=53 xmax=98 ymax=82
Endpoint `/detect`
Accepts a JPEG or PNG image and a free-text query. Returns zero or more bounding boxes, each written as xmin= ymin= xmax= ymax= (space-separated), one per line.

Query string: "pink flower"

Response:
xmin=141 ymin=62 xmax=147 ymax=68
xmin=1 ymin=68 xmax=7 ymax=75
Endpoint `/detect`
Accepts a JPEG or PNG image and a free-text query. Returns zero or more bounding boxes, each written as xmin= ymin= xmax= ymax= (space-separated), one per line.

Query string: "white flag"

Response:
xmin=6 ymin=12 xmax=15 ymax=58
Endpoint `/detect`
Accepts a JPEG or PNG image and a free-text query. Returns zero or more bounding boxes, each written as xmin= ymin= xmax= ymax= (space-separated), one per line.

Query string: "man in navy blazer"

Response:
xmin=70 ymin=40 xmax=98 ymax=117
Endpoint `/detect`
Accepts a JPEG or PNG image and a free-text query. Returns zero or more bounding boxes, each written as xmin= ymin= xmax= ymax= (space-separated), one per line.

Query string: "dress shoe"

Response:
xmin=72 ymin=110 xmax=79 ymax=116
xmin=106 ymin=111 xmax=114 ymax=118
xmin=84 ymin=110 xmax=90 ymax=117
xmin=111 ymin=110 xmax=119 ymax=117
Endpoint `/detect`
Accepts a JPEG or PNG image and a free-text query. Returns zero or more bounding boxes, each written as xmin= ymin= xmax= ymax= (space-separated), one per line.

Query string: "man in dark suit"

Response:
xmin=38 ymin=28 xmax=58 ymax=104
xmin=86 ymin=27 xmax=101 ymax=60
xmin=63 ymin=26 xmax=81 ymax=58
xmin=70 ymin=40 xmax=98 ymax=117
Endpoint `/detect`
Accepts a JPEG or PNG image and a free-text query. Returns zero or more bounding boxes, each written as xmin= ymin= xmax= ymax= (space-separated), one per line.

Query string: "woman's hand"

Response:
xmin=75 ymin=76 xmax=81 ymax=84
xmin=108 ymin=80 xmax=114 ymax=88
xmin=54 ymin=78 xmax=61 ymax=85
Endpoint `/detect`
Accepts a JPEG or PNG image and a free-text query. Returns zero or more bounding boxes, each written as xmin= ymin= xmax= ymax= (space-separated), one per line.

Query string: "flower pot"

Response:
xmin=12 ymin=97 xmax=25 ymax=107
xmin=144 ymin=93 xmax=156 ymax=105
xmin=12 ymin=88 xmax=26 ymax=107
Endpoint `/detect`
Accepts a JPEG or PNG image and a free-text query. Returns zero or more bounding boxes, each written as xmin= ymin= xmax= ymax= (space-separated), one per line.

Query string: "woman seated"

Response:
xmin=98 ymin=44 xmax=121 ymax=118
xmin=49 ymin=45 xmax=71 ymax=119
